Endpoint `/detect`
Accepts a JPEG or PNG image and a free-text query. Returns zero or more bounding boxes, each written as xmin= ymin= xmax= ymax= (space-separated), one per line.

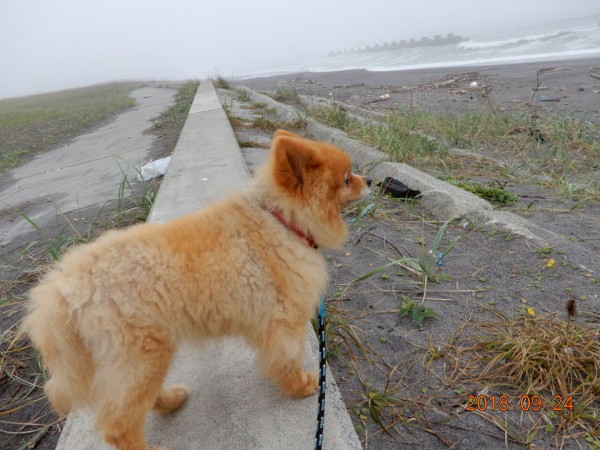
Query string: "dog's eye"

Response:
xmin=344 ymin=175 xmax=350 ymax=186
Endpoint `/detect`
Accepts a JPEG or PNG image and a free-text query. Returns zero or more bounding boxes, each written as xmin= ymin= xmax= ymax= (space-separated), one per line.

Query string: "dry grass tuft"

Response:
xmin=448 ymin=312 xmax=599 ymax=437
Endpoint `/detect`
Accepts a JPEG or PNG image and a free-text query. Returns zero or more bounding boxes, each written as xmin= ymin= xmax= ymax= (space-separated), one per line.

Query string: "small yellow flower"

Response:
xmin=546 ymin=258 xmax=555 ymax=268
xmin=527 ymin=307 xmax=536 ymax=316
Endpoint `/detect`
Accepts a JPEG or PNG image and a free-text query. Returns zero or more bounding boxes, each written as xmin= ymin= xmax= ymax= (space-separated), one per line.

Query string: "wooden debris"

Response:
xmin=332 ymin=83 xmax=365 ymax=89
xmin=539 ymin=67 xmax=570 ymax=74
xmin=362 ymin=96 xmax=392 ymax=106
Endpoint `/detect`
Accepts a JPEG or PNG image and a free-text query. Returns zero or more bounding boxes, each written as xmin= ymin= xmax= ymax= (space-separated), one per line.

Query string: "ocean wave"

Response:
xmin=241 ymin=17 xmax=600 ymax=78
xmin=363 ymin=47 xmax=600 ymax=72
xmin=458 ymin=31 xmax=574 ymax=50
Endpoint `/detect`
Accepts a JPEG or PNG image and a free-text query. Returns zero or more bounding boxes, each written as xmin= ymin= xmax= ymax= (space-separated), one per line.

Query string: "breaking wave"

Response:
xmin=252 ymin=15 xmax=600 ymax=77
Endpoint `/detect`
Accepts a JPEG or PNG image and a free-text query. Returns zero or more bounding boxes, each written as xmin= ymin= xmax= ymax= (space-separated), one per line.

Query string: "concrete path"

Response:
xmin=0 ymin=86 xmax=177 ymax=249
xmin=55 ymin=81 xmax=361 ymax=449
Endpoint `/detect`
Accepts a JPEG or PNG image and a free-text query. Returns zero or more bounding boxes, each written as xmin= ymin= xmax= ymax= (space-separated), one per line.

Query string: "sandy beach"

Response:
xmin=237 ymin=57 xmax=600 ymax=121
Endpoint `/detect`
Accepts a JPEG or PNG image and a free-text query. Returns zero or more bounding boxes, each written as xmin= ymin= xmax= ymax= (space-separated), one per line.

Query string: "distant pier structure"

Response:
xmin=327 ymin=33 xmax=469 ymax=57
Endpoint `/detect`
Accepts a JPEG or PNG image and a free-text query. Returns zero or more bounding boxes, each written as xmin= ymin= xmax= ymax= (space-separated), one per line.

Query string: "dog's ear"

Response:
xmin=272 ymin=134 xmax=322 ymax=193
xmin=273 ymin=129 xmax=299 ymax=140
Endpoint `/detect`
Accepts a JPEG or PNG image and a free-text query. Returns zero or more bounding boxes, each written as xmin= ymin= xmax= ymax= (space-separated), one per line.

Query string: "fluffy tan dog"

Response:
xmin=23 ymin=130 xmax=368 ymax=450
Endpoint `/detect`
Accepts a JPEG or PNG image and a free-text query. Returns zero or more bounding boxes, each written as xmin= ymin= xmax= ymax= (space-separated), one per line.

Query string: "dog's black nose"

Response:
xmin=365 ymin=177 xmax=373 ymax=187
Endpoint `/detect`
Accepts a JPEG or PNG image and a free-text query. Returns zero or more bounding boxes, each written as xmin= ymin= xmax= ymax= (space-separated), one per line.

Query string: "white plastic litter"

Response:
xmin=137 ymin=156 xmax=171 ymax=181
xmin=470 ymin=81 xmax=478 ymax=88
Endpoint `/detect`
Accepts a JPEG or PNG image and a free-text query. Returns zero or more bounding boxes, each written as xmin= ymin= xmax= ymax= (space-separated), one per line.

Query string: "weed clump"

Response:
xmin=457 ymin=181 xmax=518 ymax=205
xmin=273 ymin=86 xmax=302 ymax=105
xmin=397 ymin=298 xmax=438 ymax=329
xmin=212 ymin=75 xmax=231 ymax=90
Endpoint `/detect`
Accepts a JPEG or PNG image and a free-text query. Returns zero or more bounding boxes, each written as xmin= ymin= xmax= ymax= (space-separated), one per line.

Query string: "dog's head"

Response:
xmin=258 ymin=130 xmax=368 ymax=248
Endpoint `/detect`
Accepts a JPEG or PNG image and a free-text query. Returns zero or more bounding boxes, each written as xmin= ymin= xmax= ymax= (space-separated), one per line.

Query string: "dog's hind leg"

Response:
xmin=95 ymin=333 xmax=175 ymax=450
xmin=254 ymin=322 xmax=318 ymax=398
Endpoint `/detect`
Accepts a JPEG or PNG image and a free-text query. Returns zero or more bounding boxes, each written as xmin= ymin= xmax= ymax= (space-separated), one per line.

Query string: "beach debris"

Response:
xmin=386 ymin=71 xmax=481 ymax=94
xmin=528 ymin=127 xmax=546 ymax=143
xmin=376 ymin=177 xmax=421 ymax=199
xmin=363 ymin=94 xmax=392 ymax=105
xmin=538 ymin=67 xmax=570 ymax=74
xmin=137 ymin=156 xmax=171 ymax=181
xmin=566 ymin=298 xmax=577 ymax=318
xmin=539 ymin=95 xmax=561 ymax=102
xmin=531 ymin=86 xmax=548 ymax=91
xmin=469 ymin=81 xmax=478 ymax=88
xmin=437 ymin=252 xmax=444 ymax=267
xmin=590 ymin=66 xmax=600 ymax=80
xmin=508 ymin=126 xmax=546 ymax=143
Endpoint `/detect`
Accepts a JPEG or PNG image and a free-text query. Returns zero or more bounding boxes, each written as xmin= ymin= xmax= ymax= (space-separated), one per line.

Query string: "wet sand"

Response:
xmin=236 ymin=57 xmax=600 ymax=120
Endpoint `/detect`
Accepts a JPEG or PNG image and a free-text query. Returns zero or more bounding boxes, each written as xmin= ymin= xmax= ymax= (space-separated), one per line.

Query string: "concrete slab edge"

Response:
xmin=240 ymin=87 xmax=598 ymax=274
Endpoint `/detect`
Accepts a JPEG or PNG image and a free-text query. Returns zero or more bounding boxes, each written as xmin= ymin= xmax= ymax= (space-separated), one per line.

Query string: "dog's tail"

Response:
xmin=22 ymin=279 xmax=94 ymax=416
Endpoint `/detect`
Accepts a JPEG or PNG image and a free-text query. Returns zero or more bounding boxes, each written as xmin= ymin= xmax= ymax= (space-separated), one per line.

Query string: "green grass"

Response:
xmin=273 ymin=85 xmax=302 ymax=105
xmin=339 ymin=216 xmax=459 ymax=302
xmin=150 ymin=80 xmax=200 ymax=130
xmin=309 ymin=104 xmax=600 ymax=199
xmin=396 ymin=298 xmax=438 ymax=329
xmin=212 ymin=75 xmax=231 ymax=90
xmin=0 ymin=82 xmax=139 ymax=171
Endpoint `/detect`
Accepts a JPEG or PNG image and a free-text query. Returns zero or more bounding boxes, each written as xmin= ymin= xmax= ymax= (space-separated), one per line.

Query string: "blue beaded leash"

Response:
xmin=314 ymin=294 xmax=326 ymax=450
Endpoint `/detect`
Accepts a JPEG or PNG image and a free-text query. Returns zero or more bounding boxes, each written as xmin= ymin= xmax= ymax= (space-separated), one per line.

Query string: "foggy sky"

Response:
xmin=1 ymin=0 xmax=600 ymax=99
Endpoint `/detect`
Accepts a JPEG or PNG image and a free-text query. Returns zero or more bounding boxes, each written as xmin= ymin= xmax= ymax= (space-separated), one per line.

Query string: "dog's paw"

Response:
xmin=153 ymin=384 xmax=189 ymax=414
xmin=284 ymin=371 xmax=319 ymax=398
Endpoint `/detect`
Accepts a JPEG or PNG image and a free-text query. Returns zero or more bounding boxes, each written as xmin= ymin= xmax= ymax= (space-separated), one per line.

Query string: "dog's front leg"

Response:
xmin=254 ymin=321 xmax=318 ymax=398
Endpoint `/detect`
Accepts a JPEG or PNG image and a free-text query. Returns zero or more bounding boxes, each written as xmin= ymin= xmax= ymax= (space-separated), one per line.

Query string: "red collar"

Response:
xmin=268 ymin=208 xmax=318 ymax=250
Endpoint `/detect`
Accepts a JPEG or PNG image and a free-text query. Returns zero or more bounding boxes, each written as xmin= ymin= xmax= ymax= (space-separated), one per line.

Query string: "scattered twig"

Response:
xmin=16 ymin=425 xmax=49 ymax=450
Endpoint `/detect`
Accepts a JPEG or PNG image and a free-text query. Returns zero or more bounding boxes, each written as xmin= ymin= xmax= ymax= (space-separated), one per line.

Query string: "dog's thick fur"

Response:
xmin=23 ymin=130 xmax=367 ymax=450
